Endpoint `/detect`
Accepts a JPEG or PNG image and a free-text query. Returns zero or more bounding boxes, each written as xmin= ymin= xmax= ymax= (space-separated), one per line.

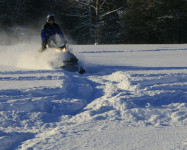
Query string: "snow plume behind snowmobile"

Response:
xmin=46 ymin=41 xmax=85 ymax=74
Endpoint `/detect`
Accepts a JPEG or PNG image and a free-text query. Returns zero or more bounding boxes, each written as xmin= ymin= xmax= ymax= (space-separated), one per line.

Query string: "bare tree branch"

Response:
xmin=76 ymin=0 xmax=96 ymax=9
xmin=99 ymin=7 xmax=123 ymax=19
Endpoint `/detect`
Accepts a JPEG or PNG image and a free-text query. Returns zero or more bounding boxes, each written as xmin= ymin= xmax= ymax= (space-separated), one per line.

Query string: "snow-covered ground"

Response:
xmin=0 ymin=44 xmax=187 ymax=150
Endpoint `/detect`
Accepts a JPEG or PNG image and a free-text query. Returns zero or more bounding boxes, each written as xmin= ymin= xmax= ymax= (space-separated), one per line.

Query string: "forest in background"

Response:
xmin=0 ymin=0 xmax=187 ymax=44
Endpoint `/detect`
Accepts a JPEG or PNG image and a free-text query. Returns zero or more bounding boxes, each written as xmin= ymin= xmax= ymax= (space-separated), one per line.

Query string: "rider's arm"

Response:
xmin=41 ymin=24 xmax=49 ymax=50
xmin=41 ymin=26 xmax=47 ymax=42
xmin=55 ymin=24 xmax=65 ymax=43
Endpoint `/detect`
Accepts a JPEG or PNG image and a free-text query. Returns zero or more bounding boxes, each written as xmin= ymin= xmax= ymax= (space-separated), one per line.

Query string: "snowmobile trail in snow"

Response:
xmin=0 ymin=44 xmax=187 ymax=150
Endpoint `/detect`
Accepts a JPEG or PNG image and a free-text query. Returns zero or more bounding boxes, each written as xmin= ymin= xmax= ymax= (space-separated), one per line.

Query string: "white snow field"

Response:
xmin=0 ymin=44 xmax=187 ymax=150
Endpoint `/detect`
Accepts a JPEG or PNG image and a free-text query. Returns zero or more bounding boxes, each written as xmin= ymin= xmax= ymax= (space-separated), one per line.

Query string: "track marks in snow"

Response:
xmin=0 ymin=70 xmax=105 ymax=149
xmin=0 ymin=131 xmax=34 ymax=150
xmin=0 ymin=70 xmax=103 ymax=132
xmin=0 ymin=69 xmax=186 ymax=128
xmin=0 ymin=69 xmax=187 ymax=149
xmin=78 ymin=70 xmax=187 ymax=126
xmin=79 ymin=48 xmax=187 ymax=54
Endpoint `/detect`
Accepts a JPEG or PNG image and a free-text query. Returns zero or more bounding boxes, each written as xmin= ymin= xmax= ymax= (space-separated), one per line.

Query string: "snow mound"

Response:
xmin=76 ymin=71 xmax=187 ymax=126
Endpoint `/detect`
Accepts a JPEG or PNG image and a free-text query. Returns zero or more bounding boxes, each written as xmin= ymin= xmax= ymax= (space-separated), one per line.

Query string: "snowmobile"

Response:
xmin=46 ymin=41 xmax=85 ymax=74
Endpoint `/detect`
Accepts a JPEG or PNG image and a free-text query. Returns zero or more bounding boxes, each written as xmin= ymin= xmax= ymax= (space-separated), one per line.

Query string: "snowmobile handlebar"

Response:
xmin=59 ymin=44 xmax=66 ymax=50
xmin=49 ymin=40 xmax=67 ymax=50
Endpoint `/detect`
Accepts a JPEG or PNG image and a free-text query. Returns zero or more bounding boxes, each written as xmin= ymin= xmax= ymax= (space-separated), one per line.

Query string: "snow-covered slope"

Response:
xmin=0 ymin=44 xmax=187 ymax=150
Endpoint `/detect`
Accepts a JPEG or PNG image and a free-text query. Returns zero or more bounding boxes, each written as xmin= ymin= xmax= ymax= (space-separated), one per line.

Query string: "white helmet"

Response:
xmin=47 ymin=14 xmax=55 ymax=23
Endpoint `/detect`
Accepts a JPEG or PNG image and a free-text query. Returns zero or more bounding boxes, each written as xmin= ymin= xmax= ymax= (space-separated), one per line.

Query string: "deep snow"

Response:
xmin=0 ymin=44 xmax=187 ymax=150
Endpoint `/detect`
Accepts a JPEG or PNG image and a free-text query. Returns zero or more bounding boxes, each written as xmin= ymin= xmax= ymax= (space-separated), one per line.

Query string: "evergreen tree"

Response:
xmin=122 ymin=0 xmax=187 ymax=43
xmin=0 ymin=0 xmax=13 ymax=28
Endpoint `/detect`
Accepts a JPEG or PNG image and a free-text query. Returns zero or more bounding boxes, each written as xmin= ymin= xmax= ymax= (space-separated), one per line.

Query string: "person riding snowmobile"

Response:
xmin=40 ymin=14 xmax=66 ymax=52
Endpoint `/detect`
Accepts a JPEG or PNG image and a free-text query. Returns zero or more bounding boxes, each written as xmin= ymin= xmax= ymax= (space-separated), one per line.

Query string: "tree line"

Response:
xmin=0 ymin=0 xmax=186 ymax=44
